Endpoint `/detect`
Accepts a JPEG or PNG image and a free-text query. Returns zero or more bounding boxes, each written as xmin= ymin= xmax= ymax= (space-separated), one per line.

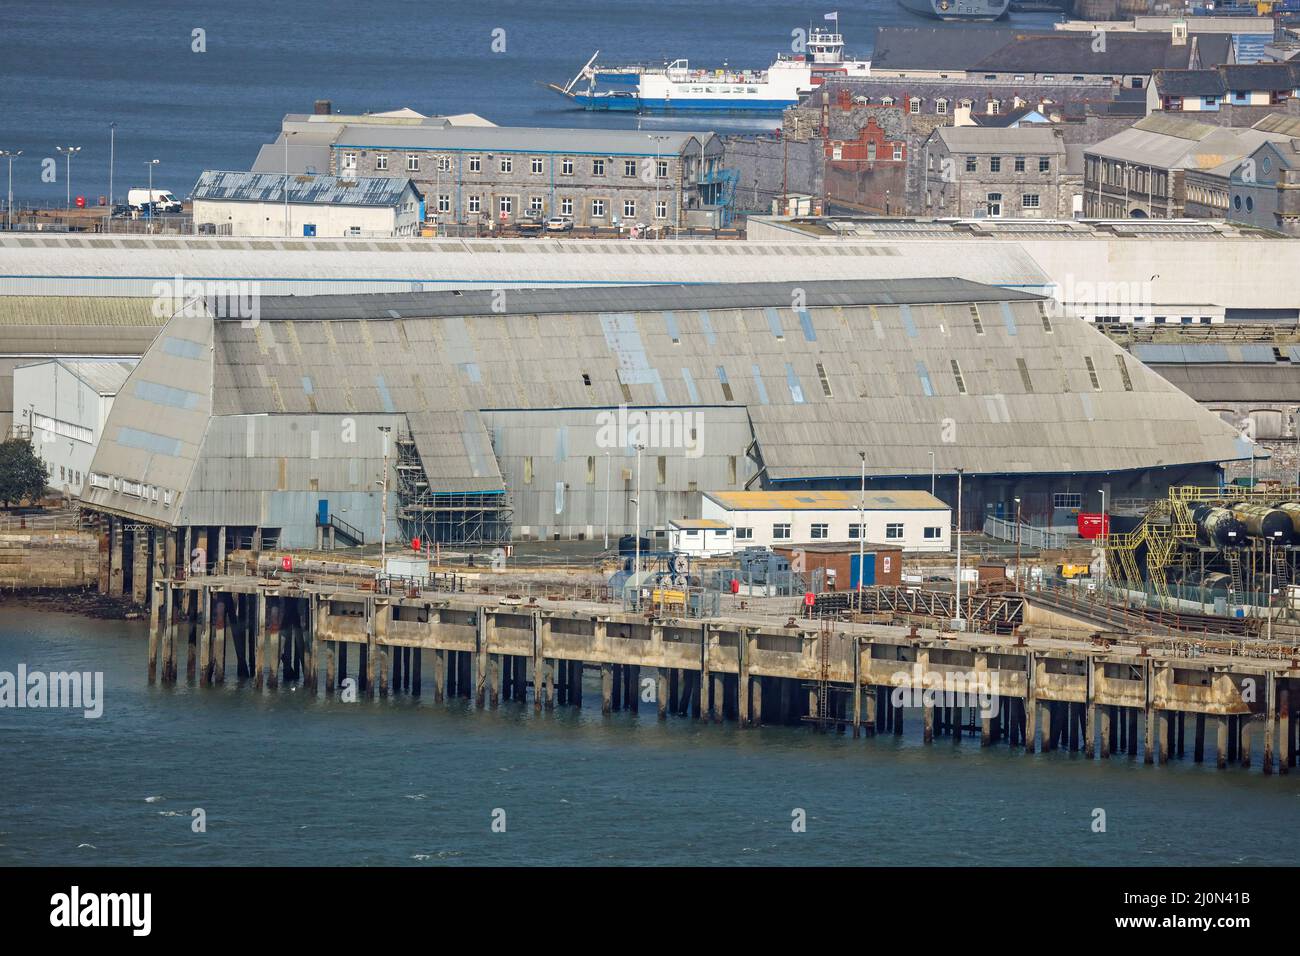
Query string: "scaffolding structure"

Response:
xmin=1105 ymin=485 xmax=1300 ymax=611
xmin=394 ymin=435 xmax=512 ymax=547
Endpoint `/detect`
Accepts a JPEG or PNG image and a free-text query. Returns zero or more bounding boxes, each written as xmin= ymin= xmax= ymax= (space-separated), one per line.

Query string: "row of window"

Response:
xmin=962 ymin=155 xmax=1052 ymax=174
xmin=46 ymin=462 xmax=83 ymax=485
xmin=447 ymin=194 xmax=668 ymax=219
xmin=762 ymin=523 xmax=943 ymax=541
xmin=347 ymin=152 xmax=670 ymax=178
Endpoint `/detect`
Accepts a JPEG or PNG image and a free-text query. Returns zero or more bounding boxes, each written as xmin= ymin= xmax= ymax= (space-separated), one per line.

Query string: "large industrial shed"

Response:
xmin=79 ymin=277 xmax=1247 ymax=587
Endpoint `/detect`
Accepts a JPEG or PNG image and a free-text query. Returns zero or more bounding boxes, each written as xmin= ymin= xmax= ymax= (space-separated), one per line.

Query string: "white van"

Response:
xmin=127 ymin=188 xmax=183 ymax=213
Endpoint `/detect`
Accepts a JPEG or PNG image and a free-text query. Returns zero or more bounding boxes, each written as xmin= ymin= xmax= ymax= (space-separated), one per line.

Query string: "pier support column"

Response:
xmin=1099 ymin=704 xmax=1111 ymax=758
xmin=1217 ymin=715 xmax=1228 ymax=770
xmin=161 ymin=586 xmax=178 ymax=684
xmin=1279 ymin=683 xmax=1291 ymax=776
xmin=532 ymin=613 xmax=545 ymax=712
xmin=131 ymin=528 xmax=148 ymax=605
xmin=474 ymin=609 xmax=487 ymax=708
xmin=975 ymin=652 xmax=990 ymax=746
xmin=108 ymin=517 xmax=124 ymax=597
xmin=543 ymin=658 xmax=555 ymax=710
xmin=1263 ymin=673 xmax=1276 ymax=774
xmin=657 ymin=667 xmax=669 ymax=720
xmin=1158 ymin=711 xmax=1170 ymax=765
xmin=712 ymin=675 xmax=725 ymax=723
xmin=1024 ymin=654 xmax=1037 ymax=754
xmin=737 ymin=629 xmax=752 ymax=727
xmin=699 ymin=623 xmax=711 ymax=724
xmin=1086 ymin=658 xmax=1101 ymax=759
xmin=147 ymin=583 xmax=163 ymax=683
xmin=1241 ymin=716 xmax=1252 ymax=768
xmin=852 ymin=645 xmax=862 ymax=739
xmin=254 ymin=592 xmax=266 ymax=690
xmin=268 ymin=599 xmax=283 ymax=691
xmin=1143 ymin=663 xmax=1155 ymax=765
xmin=753 ymin=676 xmax=764 ymax=728
xmin=197 ymin=586 xmax=212 ymax=686
xmin=1194 ymin=713 xmax=1206 ymax=762
xmin=214 ymin=595 xmax=227 ymax=685
xmin=364 ymin=599 xmax=376 ymax=699
xmin=325 ymin=637 xmax=336 ymax=696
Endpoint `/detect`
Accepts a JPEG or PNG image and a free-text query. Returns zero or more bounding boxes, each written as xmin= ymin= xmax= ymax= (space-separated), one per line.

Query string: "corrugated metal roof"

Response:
xmin=190 ymin=170 xmax=417 ymax=206
xmin=705 ymin=490 xmax=950 ymax=511
xmin=670 ymin=518 xmax=731 ymax=529
xmin=58 ymin=359 xmax=137 ymax=394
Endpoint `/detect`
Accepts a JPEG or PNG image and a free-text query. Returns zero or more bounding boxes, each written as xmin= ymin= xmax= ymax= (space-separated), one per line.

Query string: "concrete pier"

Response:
xmin=146 ymin=573 xmax=1299 ymax=776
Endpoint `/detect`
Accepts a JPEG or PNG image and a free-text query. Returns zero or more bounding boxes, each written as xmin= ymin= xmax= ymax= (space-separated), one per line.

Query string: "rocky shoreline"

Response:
xmin=0 ymin=587 xmax=143 ymax=620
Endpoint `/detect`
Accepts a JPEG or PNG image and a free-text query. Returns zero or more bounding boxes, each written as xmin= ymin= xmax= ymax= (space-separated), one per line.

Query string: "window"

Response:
xmin=437 ymin=155 xmax=451 ymax=172
xmin=342 ymin=152 xmax=357 ymax=171
xmin=591 ymin=198 xmax=605 ymax=218
xmin=624 ymin=159 xmax=637 ymax=177
xmin=560 ymin=197 xmax=573 ymax=215
xmin=772 ymin=523 xmax=791 ymax=540
xmin=623 ymin=199 xmax=636 ymax=218
xmin=924 ymin=527 xmax=942 ymax=540
xmin=988 ymin=101 xmax=1000 ymax=115
xmin=375 ymin=154 xmax=388 ymax=171
xmin=986 ymin=192 xmax=1002 ymax=217
xmin=684 ymin=528 xmax=699 ymax=537
xmin=1038 ymin=302 xmax=1053 ymax=333
xmin=347 ymin=226 xmax=361 ymax=236
xmin=815 ymin=361 xmax=832 ymax=397
xmin=892 ymin=144 xmax=902 ymax=161
xmin=970 ymin=305 xmax=984 ymax=334
xmin=437 ymin=194 xmax=450 ymax=213
xmin=909 ymin=97 xmax=921 ymax=114
xmin=736 ymin=527 xmax=753 ymax=540
xmin=950 ymin=359 xmax=967 ymax=394
xmin=1016 ymin=357 xmax=1033 ymax=392
xmin=936 ymin=99 xmax=948 ymax=115
xmin=1053 ymin=492 xmax=1081 ymax=509
xmin=586 ymin=456 xmax=595 ymax=484
xmin=467 ymin=195 xmax=481 ymax=213
xmin=1014 ymin=156 xmax=1025 ymax=173
xmin=1116 ymin=353 xmax=1133 ymax=391
xmin=728 ymin=455 xmax=737 ymax=485
xmin=655 ymin=200 xmax=667 ymax=219
xmin=656 ymin=159 xmax=668 ymax=179
xmin=1022 ymin=194 xmax=1040 ymax=209
xmin=657 ymin=456 xmax=666 ymax=484
xmin=989 ymin=156 xmax=1001 ymax=173
xmin=531 ymin=156 xmax=543 ymax=174
xmin=499 ymin=156 xmax=513 ymax=173
xmin=523 ymin=457 xmax=533 ymax=484
xmin=592 ymin=158 xmax=605 ymax=176
xmin=848 ymin=523 xmax=862 ymax=539
xmin=965 ymin=155 xmax=977 ymax=173
xmin=811 ymin=523 xmax=829 ymax=539
xmin=468 ymin=155 xmax=481 ymax=172
xmin=499 ymin=196 xmax=513 ymax=215
xmin=1084 ymin=355 xmax=1101 ymax=390
xmin=885 ymin=523 xmax=904 ymax=540
xmin=1039 ymin=156 xmax=1050 ymax=173
xmin=530 ymin=195 xmax=544 ymax=213
xmin=561 ymin=158 xmax=574 ymax=176
xmin=406 ymin=154 xmax=419 ymax=172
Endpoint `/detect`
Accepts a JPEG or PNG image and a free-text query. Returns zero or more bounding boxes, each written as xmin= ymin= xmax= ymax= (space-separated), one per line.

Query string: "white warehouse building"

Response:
xmin=191 ymin=170 xmax=424 ymax=238
xmin=13 ymin=359 xmax=136 ymax=498
xmin=700 ymin=490 xmax=952 ymax=553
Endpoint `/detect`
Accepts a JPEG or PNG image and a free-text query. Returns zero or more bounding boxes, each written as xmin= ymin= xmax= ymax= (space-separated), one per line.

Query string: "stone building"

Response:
xmin=324 ymin=126 xmax=727 ymax=231
xmin=922 ymin=126 xmax=1071 ymax=218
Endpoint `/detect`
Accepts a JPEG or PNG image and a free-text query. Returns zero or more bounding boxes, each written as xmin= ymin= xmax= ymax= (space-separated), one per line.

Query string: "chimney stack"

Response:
xmin=314 ymin=99 xmax=333 ymax=115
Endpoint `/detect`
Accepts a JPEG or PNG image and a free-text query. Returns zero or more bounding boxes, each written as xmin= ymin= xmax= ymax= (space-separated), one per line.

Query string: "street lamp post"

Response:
xmin=1014 ymin=495 xmax=1022 ymax=590
xmin=633 ymin=443 xmax=645 ymax=581
xmin=857 ymin=451 xmax=866 ymax=613
xmin=603 ymin=451 xmax=611 ymax=550
xmin=378 ymin=426 xmax=392 ymax=573
xmin=0 ymin=150 xmax=21 ymax=232
xmin=929 ymin=450 xmax=935 ymax=496
xmin=282 ymin=131 xmax=297 ymax=237
xmin=954 ymin=467 xmax=964 ymax=628
xmin=108 ymin=122 xmax=116 ymax=231
xmin=146 ymin=159 xmax=160 ymax=233
xmin=1098 ymin=487 xmax=1107 ymax=601
xmin=55 ymin=145 xmax=81 ymax=209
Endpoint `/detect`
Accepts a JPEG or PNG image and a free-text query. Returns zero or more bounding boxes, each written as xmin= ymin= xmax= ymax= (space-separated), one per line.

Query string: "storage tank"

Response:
xmin=1276 ymin=502 xmax=1300 ymax=536
xmin=1231 ymin=503 xmax=1296 ymax=545
xmin=1194 ymin=505 xmax=1246 ymax=548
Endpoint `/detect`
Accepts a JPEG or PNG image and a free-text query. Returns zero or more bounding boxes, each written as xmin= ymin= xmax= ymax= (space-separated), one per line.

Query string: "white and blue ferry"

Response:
xmin=550 ymin=25 xmax=870 ymax=114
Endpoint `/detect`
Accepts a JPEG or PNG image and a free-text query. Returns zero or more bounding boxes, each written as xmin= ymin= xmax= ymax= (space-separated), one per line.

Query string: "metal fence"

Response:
xmin=982 ymin=515 xmax=1069 ymax=550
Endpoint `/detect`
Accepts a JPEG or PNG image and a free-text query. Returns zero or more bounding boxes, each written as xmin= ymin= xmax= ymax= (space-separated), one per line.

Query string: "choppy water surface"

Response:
xmin=1 ymin=607 xmax=1295 ymax=866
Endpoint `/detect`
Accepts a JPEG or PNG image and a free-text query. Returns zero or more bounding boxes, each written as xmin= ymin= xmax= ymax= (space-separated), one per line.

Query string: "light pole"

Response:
xmin=282 ymin=131 xmax=297 ymax=237
xmin=633 ymin=443 xmax=645 ymax=579
xmin=1014 ymin=495 xmax=1022 ymax=590
xmin=0 ymin=150 xmax=20 ymax=231
xmin=108 ymin=122 xmax=116 ymax=231
xmin=857 ymin=451 xmax=866 ymax=613
xmin=55 ymin=145 xmax=81 ymax=209
xmin=929 ymin=450 xmax=935 ymax=496
xmin=603 ymin=450 xmax=611 ymax=550
xmin=378 ymin=426 xmax=392 ymax=573
xmin=954 ymin=467 xmax=964 ymax=628
xmin=647 ymin=134 xmax=669 ymax=237
xmin=1098 ymin=487 xmax=1107 ymax=600
xmin=145 ymin=159 xmax=159 ymax=232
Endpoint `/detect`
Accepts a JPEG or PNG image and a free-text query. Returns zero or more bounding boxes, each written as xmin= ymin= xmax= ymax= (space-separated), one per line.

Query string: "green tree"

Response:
xmin=0 ymin=438 xmax=49 ymax=507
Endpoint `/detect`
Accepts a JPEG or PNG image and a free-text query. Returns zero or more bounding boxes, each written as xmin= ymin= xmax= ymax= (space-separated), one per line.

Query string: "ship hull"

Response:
xmin=569 ymin=93 xmax=799 ymax=113
xmin=897 ymin=0 xmax=1010 ymax=20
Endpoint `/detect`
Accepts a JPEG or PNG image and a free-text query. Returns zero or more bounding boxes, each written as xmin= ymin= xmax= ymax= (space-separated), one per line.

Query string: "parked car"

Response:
xmin=516 ymin=214 xmax=545 ymax=236
xmin=544 ymin=216 xmax=574 ymax=233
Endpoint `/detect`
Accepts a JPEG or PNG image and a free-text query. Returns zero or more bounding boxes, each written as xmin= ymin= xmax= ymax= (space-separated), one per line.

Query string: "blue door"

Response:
xmin=850 ymin=553 xmax=875 ymax=589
